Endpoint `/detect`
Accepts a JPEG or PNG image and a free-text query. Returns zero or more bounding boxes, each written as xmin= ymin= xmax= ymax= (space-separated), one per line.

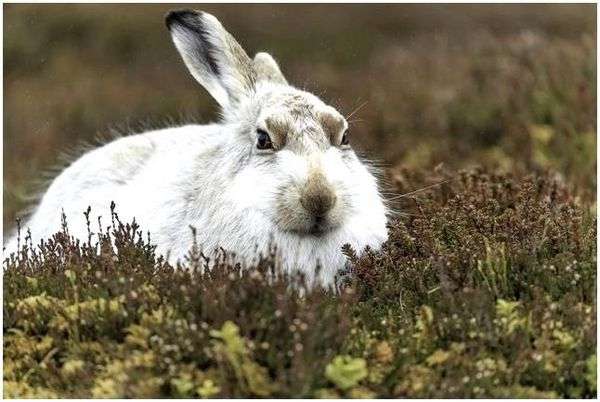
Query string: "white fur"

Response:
xmin=4 ymin=10 xmax=388 ymax=285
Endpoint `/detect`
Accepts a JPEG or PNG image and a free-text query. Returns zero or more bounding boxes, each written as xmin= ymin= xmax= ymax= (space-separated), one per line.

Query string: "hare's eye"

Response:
xmin=256 ymin=129 xmax=273 ymax=150
xmin=341 ymin=129 xmax=350 ymax=146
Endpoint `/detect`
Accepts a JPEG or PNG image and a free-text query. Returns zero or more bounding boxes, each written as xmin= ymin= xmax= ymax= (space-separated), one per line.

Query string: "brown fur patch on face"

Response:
xmin=274 ymin=168 xmax=339 ymax=234
xmin=265 ymin=117 xmax=290 ymax=149
xmin=274 ymin=181 xmax=310 ymax=232
xmin=319 ymin=112 xmax=345 ymax=144
xmin=277 ymin=94 xmax=315 ymax=120
xmin=260 ymin=92 xmax=347 ymax=151
xmin=300 ymin=169 xmax=337 ymax=216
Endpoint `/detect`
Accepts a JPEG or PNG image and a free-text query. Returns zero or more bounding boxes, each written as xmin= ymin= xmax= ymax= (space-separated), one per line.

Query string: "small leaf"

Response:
xmin=585 ymin=355 xmax=596 ymax=393
xmin=325 ymin=355 xmax=368 ymax=391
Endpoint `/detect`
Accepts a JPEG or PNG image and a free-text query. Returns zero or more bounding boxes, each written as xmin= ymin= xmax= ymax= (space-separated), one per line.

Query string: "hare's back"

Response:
xmin=47 ymin=124 xmax=214 ymax=195
xmin=13 ymin=124 xmax=218 ymax=248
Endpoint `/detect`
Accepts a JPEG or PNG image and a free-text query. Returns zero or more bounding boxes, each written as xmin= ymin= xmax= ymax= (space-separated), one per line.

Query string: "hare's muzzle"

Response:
xmin=299 ymin=170 xmax=337 ymax=232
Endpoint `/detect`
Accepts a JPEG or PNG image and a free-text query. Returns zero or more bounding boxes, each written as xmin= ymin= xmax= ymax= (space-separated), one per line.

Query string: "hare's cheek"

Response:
xmin=273 ymin=186 xmax=311 ymax=232
xmin=327 ymin=196 xmax=352 ymax=227
xmin=320 ymin=148 xmax=355 ymax=185
xmin=320 ymin=148 xmax=357 ymax=195
xmin=226 ymin=167 xmax=275 ymax=211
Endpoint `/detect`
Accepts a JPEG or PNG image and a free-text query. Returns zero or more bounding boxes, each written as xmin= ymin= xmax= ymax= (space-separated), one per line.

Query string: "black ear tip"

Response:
xmin=165 ymin=9 xmax=200 ymax=30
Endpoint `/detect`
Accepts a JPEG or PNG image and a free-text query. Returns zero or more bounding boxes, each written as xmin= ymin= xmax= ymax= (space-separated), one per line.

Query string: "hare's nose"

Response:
xmin=300 ymin=171 xmax=337 ymax=217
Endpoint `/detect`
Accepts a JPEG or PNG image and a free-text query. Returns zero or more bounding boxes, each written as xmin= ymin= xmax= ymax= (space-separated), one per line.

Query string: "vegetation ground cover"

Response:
xmin=3 ymin=4 xmax=596 ymax=398
xmin=4 ymin=170 xmax=596 ymax=398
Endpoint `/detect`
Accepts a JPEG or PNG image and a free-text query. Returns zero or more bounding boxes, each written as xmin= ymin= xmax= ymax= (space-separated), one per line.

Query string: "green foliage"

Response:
xmin=586 ymin=355 xmax=597 ymax=394
xmin=476 ymin=241 xmax=509 ymax=298
xmin=3 ymin=171 xmax=596 ymax=398
xmin=210 ymin=321 xmax=277 ymax=397
xmin=325 ymin=356 xmax=368 ymax=391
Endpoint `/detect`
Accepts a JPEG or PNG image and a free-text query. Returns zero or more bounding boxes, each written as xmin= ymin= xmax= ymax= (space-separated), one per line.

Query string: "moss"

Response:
xmin=325 ymin=355 xmax=368 ymax=391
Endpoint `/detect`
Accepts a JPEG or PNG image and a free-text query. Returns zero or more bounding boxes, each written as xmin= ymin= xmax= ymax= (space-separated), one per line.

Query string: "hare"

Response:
xmin=4 ymin=10 xmax=388 ymax=284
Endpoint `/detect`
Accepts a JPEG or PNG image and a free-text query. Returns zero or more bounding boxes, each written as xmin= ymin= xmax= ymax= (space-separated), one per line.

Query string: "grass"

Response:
xmin=3 ymin=4 xmax=597 ymax=398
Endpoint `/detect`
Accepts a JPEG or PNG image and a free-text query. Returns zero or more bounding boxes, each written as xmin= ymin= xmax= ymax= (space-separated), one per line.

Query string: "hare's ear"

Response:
xmin=254 ymin=52 xmax=287 ymax=85
xmin=166 ymin=10 xmax=256 ymax=110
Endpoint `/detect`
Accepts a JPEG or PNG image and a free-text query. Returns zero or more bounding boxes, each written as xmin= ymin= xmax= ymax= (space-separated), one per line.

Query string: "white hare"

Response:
xmin=5 ymin=10 xmax=388 ymax=284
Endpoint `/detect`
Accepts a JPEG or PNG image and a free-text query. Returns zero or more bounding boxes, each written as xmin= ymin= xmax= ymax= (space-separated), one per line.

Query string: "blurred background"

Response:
xmin=3 ymin=4 xmax=596 ymax=233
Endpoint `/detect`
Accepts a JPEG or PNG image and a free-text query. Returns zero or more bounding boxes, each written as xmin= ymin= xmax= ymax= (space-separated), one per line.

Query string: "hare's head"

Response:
xmin=166 ymin=10 xmax=386 ymax=237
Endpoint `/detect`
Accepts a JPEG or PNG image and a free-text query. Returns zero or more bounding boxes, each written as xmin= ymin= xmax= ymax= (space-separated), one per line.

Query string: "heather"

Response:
xmin=3 ymin=170 xmax=596 ymax=398
xmin=3 ymin=4 xmax=597 ymax=398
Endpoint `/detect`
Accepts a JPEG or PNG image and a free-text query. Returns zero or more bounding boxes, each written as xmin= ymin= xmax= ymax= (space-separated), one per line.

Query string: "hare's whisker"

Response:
xmin=387 ymin=177 xmax=456 ymax=201
xmin=345 ymin=100 xmax=368 ymax=120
